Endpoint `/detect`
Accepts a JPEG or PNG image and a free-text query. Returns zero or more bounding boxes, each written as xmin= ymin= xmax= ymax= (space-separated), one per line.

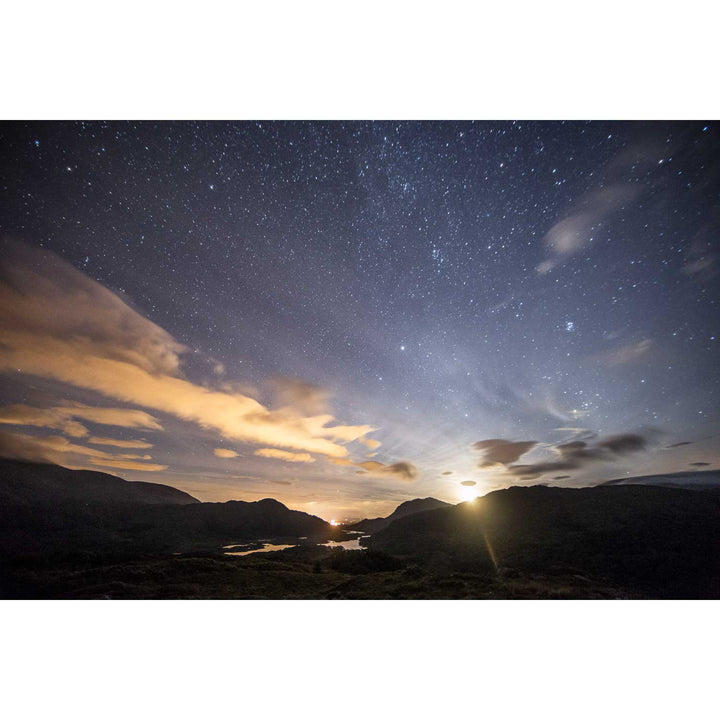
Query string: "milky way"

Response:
xmin=1 ymin=121 xmax=719 ymax=519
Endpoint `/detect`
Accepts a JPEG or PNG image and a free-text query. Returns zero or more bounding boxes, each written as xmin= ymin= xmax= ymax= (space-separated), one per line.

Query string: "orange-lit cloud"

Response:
xmin=254 ymin=448 xmax=315 ymax=463
xmin=0 ymin=403 xmax=162 ymax=438
xmin=0 ymin=242 xmax=376 ymax=459
xmin=88 ymin=437 xmax=154 ymax=448
xmin=354 ymin=460 xmax=419 ymax=481
xmin=59 ymin=404 xmax=163 ymax=429
xmin=359 ymin=437 xmax=382 ymax=450
xmin=0 ymin=430 xmax=165 ymax=471
xmin=214 ymin=448 xmax=239 ymax=458
xmin=0 ymin=404 xmax=88 ymax=437
xmin=89 ymin=458 xmax=167 ymax=472
xmin=329 ymin=456 xmax=419 ymax=480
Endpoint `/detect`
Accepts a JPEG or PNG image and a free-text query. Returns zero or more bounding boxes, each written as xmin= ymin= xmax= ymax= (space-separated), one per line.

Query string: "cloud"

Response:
xmin=597 ymin=339 xmax=653 ymax=367
xmin=254 ymin=448 xmax=315 ymax=463
xmin=596 ymin=434 xmax=648 ymax=455
xmin=359 ymin=437 xmax=382 ymax=450
xmin=214 ymin=448 xmax=239 ymax=458
xmin=329 ymin=458 xmax=354 ymax=467
xmin=689 ymin=462 xmax=710 ymax=467
xmin=473 ymin=439 xmax=537 ymax=467
xmin=506 ymin=433 xmax=651 ymax=479
xmin=0 ymin=403 xmax=162 ymax=439
xmin=89 ymin=458 xmax=168 ymax=472
xmin=553 ymin=475 xmax=572 ymax=480
xmin=460 ymin=480 xmax=476 ymax=487
xmin=667 ymin=441 xmax=692 ymax=448
xmin=88 ymin=437 xmax=154 ymax=448
xmin=0 ymin=430 xmax=165 ymax=471
xmin=1 ymin=431 xmax=113 ymax=461
xmin=59 ymin=405 xmax=163 ymax=429
xmin=353 ymin=460 xmax=419 ymax=481
xmin=0 ymin=404 xmax=88 ymax=437
xmin=329 ymin=456 xmax=419 ymax=481
xmin=553 ymin=427 xmax=595 ymax=440
xmin=442 ymin=471 xmax=453 ymax=475
xmin=0 ymin=242 xmax=375 ymax=459
xmin=507 ymin=461 xmax=578 ymax=478
xmin=537 ymin=183 xmax=641 ymax=274
xmin=682 ymin=221 xmax=719 ymax=283
xmin=267 ymin=377 xmax=331 ymax=415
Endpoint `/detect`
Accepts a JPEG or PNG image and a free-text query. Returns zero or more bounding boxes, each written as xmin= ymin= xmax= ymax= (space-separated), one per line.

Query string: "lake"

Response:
xmin=223 ymin=534 xmax=370 ymax=556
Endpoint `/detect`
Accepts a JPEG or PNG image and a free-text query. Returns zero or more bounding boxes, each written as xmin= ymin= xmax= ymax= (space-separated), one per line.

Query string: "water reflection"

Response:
xmin=320 ymin=536 xmax=368 ymax=550
xmin=222 ymin=534 xmax=370 ymax=556
xmin=224 ymin=543 xmax=295 ymax=556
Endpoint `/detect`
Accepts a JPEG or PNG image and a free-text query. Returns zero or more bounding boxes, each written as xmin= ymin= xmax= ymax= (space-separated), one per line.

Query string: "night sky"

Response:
xmin=1 ymin=120 xmax=719 ymax=520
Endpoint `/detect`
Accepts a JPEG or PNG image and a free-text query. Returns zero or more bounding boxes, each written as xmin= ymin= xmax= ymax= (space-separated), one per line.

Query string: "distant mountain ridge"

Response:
xmin=599 ymin=469 xmax=720 ymax=488
xmin=346 ymin=497 xmax=453 ymax=533
xmin=0 ymin=458 xmax=200 ymax=506
xmin=0 ymin=459 xmax=337 ymax=556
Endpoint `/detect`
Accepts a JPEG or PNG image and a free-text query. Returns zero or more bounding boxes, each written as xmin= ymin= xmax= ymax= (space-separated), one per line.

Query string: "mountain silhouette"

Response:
xmin=366 ymin=484 xmax=720 ymax=598
xmin=347 ymin=497 xmax=453 ymax=533
xmin=0 ymin=459 xmax=336 ymax=556
xmin=0 ymin=458 xmax=200 ymax=507
xmin=4 ymin=460 xmax=720 ymax=598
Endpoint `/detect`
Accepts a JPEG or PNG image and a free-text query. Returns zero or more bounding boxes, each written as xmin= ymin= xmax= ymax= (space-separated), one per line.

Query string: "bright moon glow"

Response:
xmin=457 ymin=484 xmax=479 ymax=503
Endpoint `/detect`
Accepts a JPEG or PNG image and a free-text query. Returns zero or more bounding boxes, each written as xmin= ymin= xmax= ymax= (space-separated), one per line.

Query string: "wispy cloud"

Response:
xmin=596 ymin=338 xmax=653 ymax=367
xmin=88 ymin=437 xmax=154 ymax=448
xmin=537 ymin=183 xmax=640 ymax=274
xmin=329 ymin=456 xmax=419 ymax=481
xmin=359 ymin=437 xmax=382 ymax=450
xmin=0 ymin=403 xmax=162 ymax=438
xmin=213 ymin=448 xmax=239 ymax=458
xmin=354 ymin=460 xmax=419 ymax=481
xmin=89 ymin=458 xmax=167 ymax=472
xmin=0 ymin=430 xmax=166 ymax=471
xmin=254 ymin=448 xmax=315 ymax=463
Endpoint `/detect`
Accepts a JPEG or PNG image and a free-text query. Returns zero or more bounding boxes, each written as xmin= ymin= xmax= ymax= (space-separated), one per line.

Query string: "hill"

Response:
xmin=0 ymin=459 xmax=337 ymax=557
xmin=346 ymin=497 xmax=453 ymax=533
xmin=0 ymin=458 xmax=200 ymax=507
xmin=366 ymin=484 xmax=720 ymax=598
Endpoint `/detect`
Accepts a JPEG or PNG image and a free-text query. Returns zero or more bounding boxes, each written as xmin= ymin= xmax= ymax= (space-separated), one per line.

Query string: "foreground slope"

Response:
xmin=367 ymin=485 xmax=720 ymax=598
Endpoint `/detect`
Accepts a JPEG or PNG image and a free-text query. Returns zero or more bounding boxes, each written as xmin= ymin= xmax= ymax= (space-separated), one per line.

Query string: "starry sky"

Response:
xmin=1 ymin=120 xmax=719 ymax=520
